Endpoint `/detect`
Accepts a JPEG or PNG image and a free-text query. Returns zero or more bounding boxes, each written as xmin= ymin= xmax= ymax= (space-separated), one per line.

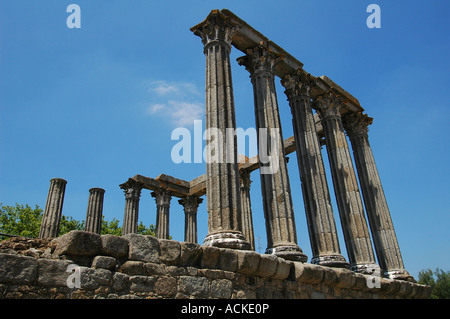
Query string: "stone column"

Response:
xmin=151 ymin=189 xmax=172 ymax=239
xmin=343 ymin=112 xmax=412 ymax=280
xmin=191 ymin=10 xmax=250 ymax=250
xmin=237 ymin=43 xmax=307 ymax=262
xmin=313 ymin=91 xmax=379 ymax=274
xmin=239 ymin=169 xmax=255 ymax=250
xmin=120 ymin=180 xmax=142 ymax=235
xmin=39 ymin=178 xmax=67 ymax=239
xmin=281 ymin=70 xmax=349 ymax=268
xmin=84 ymin=188 xmax=105 ymax=234
xmin=179 ymin=195 xmax=203 ymax=243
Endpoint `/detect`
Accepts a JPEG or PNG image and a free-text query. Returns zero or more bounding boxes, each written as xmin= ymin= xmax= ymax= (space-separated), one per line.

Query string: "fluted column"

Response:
xmin=39 ymin=178 xmax=67 ymax=239
xmin=239 ymin=169 xmax=255 ymax=250
xmin=281 ymin=70 xmax=349 ymax=268
xmin=84 ymin=188 xmax=105 ymax=234
xmin=120 ymin=180 xmax=142 ymax=235
xmin=151 ymin=189 xmax=172 ymax=239
xmin=343 ymin=112 xmax=412 ymax=280
xmin=313 ymin=92 xmax=379 ymax=274
xmin=179 ymin=195 xmax=203 ymax=243
xmin=191 ymin=10 xmax=250 ymax=250
xmin=237 ymin=43 xmax=307 ymax=262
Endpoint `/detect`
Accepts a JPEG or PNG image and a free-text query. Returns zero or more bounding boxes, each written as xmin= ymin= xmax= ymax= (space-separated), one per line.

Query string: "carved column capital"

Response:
xmin=281 ymin=69 xmax=315 ymax=100
xmin=120 ymin=180 xmax=142 ymax=200
xmin=179 ymin=195 xmax=203 ymax=214
xmin=342 ymin=112 xmax=373 ymax=138
xmin=239 ymin=169 xmax=252 ymax=191
xmin=313 ymin=91 xmax=346 ymax=120
xmin=190 ymin=9 xmax=240 ymax=51
xmin=151 ymin=189 xmax=172 ymax=208
xmin=237 ymin=41 xmax=284 ymax=77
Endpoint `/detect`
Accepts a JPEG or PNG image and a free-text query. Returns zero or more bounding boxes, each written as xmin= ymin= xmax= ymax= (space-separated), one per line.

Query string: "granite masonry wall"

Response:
xmin=0 ymin=231 xmax=430 ymax=299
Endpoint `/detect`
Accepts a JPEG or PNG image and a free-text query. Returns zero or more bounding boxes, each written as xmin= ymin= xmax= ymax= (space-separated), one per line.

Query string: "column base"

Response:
xmin=351 ymin=263 xmax=381 ymax=276
xmin=385 ymin=269 xmax=416 ymax=282
xmin=203 ymin=231 xmax=251 ymax=250
xmin=266 ymin=244 xmax=308 ymax=262
xmin=311 ymin=254 xmax=350 ymax=269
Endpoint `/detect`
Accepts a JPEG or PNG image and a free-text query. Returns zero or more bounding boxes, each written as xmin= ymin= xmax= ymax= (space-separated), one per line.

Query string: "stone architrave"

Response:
xmin=120 ymin=180 xmax=142 ymax=236
xmin=151 ymin=189 xmax=172 ymax=240
xmin=343 ymin=112 xmax=413 ymax=280
xmin=84 ymin=188 xmax=105 ymax=235
xmin=313 ymin=91 xmax=379 ymax=274
xmin=237 ymin=43 xmax=307 ymax=262
xmin=239 ymin=169 xmax=255 ymax=251
xmin=281 ymin=70 xmax=349 ymax=268
xmin=39 ymin=178 xmax=67 ymax=239
xmin=179 ymin=195 xmax=203 ymax=243
xmin=191 ymin=10 xmax=250 ymax=250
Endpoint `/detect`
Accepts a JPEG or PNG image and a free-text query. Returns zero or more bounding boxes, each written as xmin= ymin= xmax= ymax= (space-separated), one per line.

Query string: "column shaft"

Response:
xmin=179 ymin=195 xmax=203 ymax=243
xmin=237 ymin=44 xmax=306 ymax=262
xmin=152 ymin=189 xmax=172 ymax=239
xmin=314 ymin=92 xmax=379 ymax=274
xmin=39 ymin=178 xmax=67 ymax=239
xmin=281 ymin=71 xmax=349 ymax=268
xmin=120 ymin=180 xmax=142 ymax=235
xmin=343 ymin=113 xmax=412 ymax=280
xmin=239 ymin=169 xmax=255 ymax=250
xmin=191 ymin=10 xmax=250 ymax=250
xmin=84 ymin=188 xmax=105 ymax=234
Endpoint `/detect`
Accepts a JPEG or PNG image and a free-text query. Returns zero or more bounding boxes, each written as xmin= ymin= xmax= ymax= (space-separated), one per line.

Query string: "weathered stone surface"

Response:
xmin=0 ymin=254 xmax=38 ymax=284
xmin=124 ymin=233 xmax=160 ymax=263
xmin=211 ymin=279 xmax=233 ymax=299
xmin=154 ymin=276 xmax=177 ymax=296
xmin=218 ymin=248 xmax=238 ymax=272
xmin=236 ymin=250 xmax=260 ymax=275
xmin=118 ymin=261 xmax=145 ymax=276
xmin=180 ymin=242 xmax=202 ymax=267
xmin=112 ymin=272 xmax=130 ymax=292
xmin=101 ymin=235 xmax=129 ymax=258
xmin=200 ymin=246 xmax=220 ymax=269
xmin=92 ymin=256 xmax=116 ymax=270
xmin=293 ymin=262 xmax=325 ymax=284
xmin=130 ymin=275 xmax=156 ymax=292
xmin=53 ymin=231 xmax=102 ymax=256
xmin=255 ymin=254 xmax=278 ymax=278
xmin=159 ymin=239 xmax=180 ymax=265
xmin=37 ymin=258 xmax=72 ymax=287
xmin=272 ymin=258 xmax=292 ymax=280
xmin=79 ymin=267 xmax=112 ymax=289
xmin=178 ymin=276 xmax=209 ymax=298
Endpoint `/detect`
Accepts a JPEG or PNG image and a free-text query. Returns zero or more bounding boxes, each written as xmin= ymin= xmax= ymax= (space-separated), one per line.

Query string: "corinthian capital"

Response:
xmin=120 ymin=180 xmax=142 ymax=200
xmin=281 ymin=68 xmax=315 ymax=99
xmin=313 ymin=91 xmax=346 ymax=120
xmin=179 ymin=195 xmax=203 ymax=214
xmin=151 ymin=189 xmax=172 ymax=207
xmin=342 ymin=112 xmax=373 ymax=138
xmin=237 ymin=41 xmax=284 ymax=76
xmin=190 ymin=9 xmax=240 ymax=48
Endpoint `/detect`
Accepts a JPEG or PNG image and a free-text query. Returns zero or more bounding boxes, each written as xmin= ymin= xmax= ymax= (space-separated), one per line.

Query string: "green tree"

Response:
xmin=418 ymin=268 xmax=450 ymax=299
xmin=0 ymin=203 xmax=43 ymax=239
xmin=1 ymin=203 xmax=156 ymax=239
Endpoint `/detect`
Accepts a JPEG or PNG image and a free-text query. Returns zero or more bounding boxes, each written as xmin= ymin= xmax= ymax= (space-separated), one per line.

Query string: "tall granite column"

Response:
xmin=313 ymin=92 xmax=379 ymax=274
xmin=237 ymin=43 xmax=307 ymax=261
xmin=343 ymin=112 xmax=412 ymax=280
xmin=151 ymin=189 xmax=172 ymax=239
xmin=281 ymin=70 xmax=349 ymax=268
xmin=239 ymin=169 xmax=255 ymax=250
xmin=84 ymin=188 xmax=105 ymax=234
xmin=179 ymin=195 xmax=203 ymax=243
xmin=120 ymin=180 xmax=142 ymax=235
xmin=191 ymin=10 xmax=250 ymax=250
xmin=39 ymin=178 xmax=67 ymax=239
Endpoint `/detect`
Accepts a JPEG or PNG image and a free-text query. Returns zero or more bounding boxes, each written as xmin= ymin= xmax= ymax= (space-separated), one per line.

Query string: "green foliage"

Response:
xmin=0 ymin=203 xmax=43 ymax=239
xmin=418 ymin=268 xmax=450 ymax=299
xmin=0 ymin=203 xmax=156 ymax=239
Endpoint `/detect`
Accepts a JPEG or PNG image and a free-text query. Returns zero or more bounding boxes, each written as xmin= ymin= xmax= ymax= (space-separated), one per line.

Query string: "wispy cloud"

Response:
xmin=145 ymin=80 xmax=204 ymax=126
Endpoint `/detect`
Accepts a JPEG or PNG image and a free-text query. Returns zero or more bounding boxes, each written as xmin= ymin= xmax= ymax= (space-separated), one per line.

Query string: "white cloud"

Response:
xmin=145 ymin=80 xmax=204 ymax=127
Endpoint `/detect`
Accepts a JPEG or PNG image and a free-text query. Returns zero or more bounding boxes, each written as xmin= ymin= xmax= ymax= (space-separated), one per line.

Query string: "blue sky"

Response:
xmin=0 ymin=0 xmax=449 ymax=279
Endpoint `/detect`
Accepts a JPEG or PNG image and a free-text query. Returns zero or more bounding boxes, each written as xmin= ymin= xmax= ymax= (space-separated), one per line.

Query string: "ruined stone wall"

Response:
xmin=0 ymin=231 xmax=430 ymax=299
